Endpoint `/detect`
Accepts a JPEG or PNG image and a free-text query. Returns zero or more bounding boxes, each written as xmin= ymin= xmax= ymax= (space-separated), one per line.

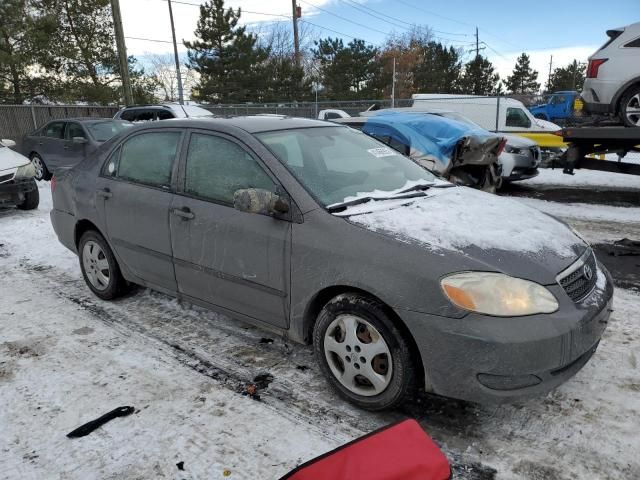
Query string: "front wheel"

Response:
xmin=620 ymin=87 xmax=640 ymax=127
xmin=31 ymin=154 xmax=51 ymax=181
xmin=78 ymin=230 xmax=127 ymax=300
xmin=313 ymin=293 xmax=417 ymax=411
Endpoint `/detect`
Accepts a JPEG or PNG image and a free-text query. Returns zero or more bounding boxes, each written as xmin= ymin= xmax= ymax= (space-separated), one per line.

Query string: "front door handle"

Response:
xmin=97 ymin=188 xmax=112 ymax=199
xmin=171 ymin=207 xmax=195 ymax=220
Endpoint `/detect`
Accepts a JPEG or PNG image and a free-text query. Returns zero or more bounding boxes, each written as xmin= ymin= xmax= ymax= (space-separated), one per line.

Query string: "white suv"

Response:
xmin=582 ymin=22 xmax=640 ymax=126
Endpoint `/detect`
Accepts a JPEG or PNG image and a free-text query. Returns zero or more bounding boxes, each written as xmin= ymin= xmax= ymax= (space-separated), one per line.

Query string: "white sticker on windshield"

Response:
xmin=367 ymin=147 xmax=397 ymax=158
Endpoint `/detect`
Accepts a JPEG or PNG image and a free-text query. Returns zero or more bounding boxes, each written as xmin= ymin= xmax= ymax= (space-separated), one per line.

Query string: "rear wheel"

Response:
xmin=78 ymin=230 xmax=127 ymax=300
xmin=313 ymin=293 xmax=417 ymax=411
xmin=620 ymin=86 xmax=640 ymax=127
xmin=16 ymin=179 xmax=39 ymax=210
xmin=31 ymin=153 xmax=51 ymax=181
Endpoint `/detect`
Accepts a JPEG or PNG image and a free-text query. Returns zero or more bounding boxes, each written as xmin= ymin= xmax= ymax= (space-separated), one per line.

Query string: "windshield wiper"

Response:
xmin=326 ymin=191 xmax=428 ymax=213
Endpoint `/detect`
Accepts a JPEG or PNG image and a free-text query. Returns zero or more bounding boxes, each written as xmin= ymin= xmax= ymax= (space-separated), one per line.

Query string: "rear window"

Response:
xmin=597 ymin=29 xmax=623 ymax=51
xmin=87 ymin=120 xmax=133 ymax=142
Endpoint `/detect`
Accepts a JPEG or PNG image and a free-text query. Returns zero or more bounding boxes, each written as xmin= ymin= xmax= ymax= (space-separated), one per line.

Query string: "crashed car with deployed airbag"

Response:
xmin=50 ymin=117 xmax=612 ymax=411
xmin=333 ymin=112 xmax=506 ymax=191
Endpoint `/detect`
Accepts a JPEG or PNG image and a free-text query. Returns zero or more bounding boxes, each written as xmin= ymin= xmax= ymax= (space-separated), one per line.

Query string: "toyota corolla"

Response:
xmin=50 ymin=117 xmax=613 ymax=410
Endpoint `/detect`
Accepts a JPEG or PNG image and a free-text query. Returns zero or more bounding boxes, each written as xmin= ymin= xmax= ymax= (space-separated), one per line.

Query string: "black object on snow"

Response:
xmin=176 ymin=461 xmax=185 ymax=471
xmin=66 ymin=406 xmax=135 ymax=438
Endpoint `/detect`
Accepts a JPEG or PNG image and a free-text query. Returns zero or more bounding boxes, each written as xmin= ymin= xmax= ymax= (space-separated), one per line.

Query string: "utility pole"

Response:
xmin=291 ymin=0 xmax=301 ymax=68
xmin=475 ymin=26 xmax=479 ymax=58
xmin=547 ymin=54 xmax=553 ymax=92
xmin=391 ymin=57 xmax=396 ymax=108
xmin=110 ymin=0 xmax=133 ymax=105
xmin=167 ymin=0 xmax=184 ymax=104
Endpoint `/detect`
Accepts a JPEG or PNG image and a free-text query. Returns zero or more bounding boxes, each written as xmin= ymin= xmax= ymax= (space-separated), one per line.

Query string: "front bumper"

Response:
xmin=399 ymin=264 xmax=614 ymax=404
xmin=0 ymin=177 xmax=37 ymax=204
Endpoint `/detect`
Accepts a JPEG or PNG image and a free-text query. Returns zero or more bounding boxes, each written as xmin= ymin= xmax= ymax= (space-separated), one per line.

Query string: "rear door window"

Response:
xmin=624 ymin=37 xmax=640 ymax=48
xmin=111 ymin=131 xmax=181 ymax=188
xmin=505 ymin=108 xmax=532 ymax=128
xmin=45 ymin=122 xmax=65 ymax=139
xmin=184 ymin=133 xmax=276 ymax=205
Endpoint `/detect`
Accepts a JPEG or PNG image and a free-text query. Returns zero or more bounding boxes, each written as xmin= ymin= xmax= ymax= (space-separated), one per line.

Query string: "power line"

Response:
xmin=298 ymin=0 xmax=389 ymax=36
xmin=126 ymin=36 xmax=174 ymax=44
xmin=339 ymin=0 xmax=469 ymax=37
xmin=299 ymin=19 xmax=356 ymax=40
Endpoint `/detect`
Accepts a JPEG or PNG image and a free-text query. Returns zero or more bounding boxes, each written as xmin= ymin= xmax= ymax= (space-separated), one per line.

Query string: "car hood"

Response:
xmin=502 ymin=133 xmax=536 ymax=148
xmin=0 ymin=146 xmax=30 ymax=172
xmin=338 ymin=186 xmax=586 ymax=284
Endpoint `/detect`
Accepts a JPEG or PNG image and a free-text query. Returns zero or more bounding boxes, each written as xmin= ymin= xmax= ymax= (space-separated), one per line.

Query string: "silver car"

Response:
xmin=50 ymin=117 xmax=613 ymax=410
xmin=22 ymin=118 xmax=132 ymax=180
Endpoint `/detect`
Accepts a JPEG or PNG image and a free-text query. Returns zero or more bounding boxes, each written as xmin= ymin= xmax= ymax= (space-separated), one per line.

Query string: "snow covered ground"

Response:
xmin=1 ymin=181 xmax=640 ymax=479
xmin=522 ymin=167 xmax=640 ymax=189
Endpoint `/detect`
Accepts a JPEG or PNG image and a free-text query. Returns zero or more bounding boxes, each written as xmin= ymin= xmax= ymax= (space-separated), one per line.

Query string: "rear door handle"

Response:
xmin=171 ymin=207 xmax=195 ymax=220
xmin=97 ymin=188 xmax=112 ymax=199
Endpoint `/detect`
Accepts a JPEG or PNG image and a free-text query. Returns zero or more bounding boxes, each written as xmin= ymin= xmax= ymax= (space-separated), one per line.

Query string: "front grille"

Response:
xmin=558 ymin=249 xmax=598 ymax=302
xmin=0 ymin=173 xmax=14 ymax=184
xmin=529 ymin=147 xmax=540 ymax=161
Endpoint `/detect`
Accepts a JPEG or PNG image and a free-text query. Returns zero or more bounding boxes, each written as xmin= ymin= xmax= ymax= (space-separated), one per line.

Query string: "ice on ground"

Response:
xmin=344 ymin=186 xmax=582 ymax=257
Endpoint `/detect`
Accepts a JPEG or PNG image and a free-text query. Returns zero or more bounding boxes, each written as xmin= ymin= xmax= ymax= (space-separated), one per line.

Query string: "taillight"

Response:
xmin=50 ymin=176 xmax=56 ymax=193
xmin=587 ymin=58 xmax=608 ymax=78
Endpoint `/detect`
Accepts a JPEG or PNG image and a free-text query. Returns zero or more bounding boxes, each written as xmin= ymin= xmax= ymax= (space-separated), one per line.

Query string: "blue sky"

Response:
xmin=121 ymin=0 xmax=639 ymax=84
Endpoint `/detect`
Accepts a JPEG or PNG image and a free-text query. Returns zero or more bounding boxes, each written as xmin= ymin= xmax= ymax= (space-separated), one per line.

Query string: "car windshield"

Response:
xmin=257 ymin=126 xmax=437 ymax=207
xmin=87 ymin=120 xmax=133 ymax=142
xmin=182 ymin=105 xmax=214 ymax=117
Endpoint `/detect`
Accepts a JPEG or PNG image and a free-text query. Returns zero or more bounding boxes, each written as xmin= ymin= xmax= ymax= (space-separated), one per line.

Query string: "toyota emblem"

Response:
xmin=583 ymin=264 xmax=593 ymax=281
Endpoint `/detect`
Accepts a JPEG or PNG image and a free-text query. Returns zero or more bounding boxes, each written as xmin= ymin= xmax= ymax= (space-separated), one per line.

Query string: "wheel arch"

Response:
xmin=613 ymin=77 xmax=640 ymax=114
xmin=74 ymin=219 xmax=105 ymax=248
xmin=302 ymin=285 xmax=426 ymax=388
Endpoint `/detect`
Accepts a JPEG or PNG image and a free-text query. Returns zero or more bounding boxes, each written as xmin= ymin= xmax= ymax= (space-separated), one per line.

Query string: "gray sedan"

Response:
xmin=50 ymin=117 xmax=613 ymax=410
xmin=22 ymin=118 xmax=132 ymax=180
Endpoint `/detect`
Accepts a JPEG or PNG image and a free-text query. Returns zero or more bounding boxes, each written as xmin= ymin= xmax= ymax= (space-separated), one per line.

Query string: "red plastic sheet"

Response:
xmin=280 ymin=419 xmax=451 ymax=480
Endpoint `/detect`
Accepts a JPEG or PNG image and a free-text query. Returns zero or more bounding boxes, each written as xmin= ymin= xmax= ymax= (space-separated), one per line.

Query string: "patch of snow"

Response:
xmin=328 ymin=178 xmax=449 ymax=207
xmin=514 ymin=196 xmax=640 ymax=224
xmin=345 ymin=186 xmax=582 ymax=257
xmin=522 ymin=167 xmax=640 ymax=189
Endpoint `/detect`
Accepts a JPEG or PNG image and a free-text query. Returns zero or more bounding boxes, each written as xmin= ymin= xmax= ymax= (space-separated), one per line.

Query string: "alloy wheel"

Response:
xmin=82 ymin=240 xmax=111 ymax=291
xmin=625 ymin=93 xmax=640 ymax=126
xmin=323 ymin=314 xmax=393 ymax=397
xmin=32 ymin=156 xmax=44 ymax=180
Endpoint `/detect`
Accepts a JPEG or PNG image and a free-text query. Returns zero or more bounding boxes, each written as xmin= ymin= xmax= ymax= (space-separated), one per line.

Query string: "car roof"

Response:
xmin=46 ymin=117 xmax=120 ymax=124
xmin=128 ymin=116 xmax=335 ymax=134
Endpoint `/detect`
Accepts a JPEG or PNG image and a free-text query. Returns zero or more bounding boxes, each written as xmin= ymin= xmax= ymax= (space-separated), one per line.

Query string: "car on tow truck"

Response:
xmin=0 ymin=139 xmax=39 ymax=210
xmin=50 ymin=116 xmax=613 ymax=410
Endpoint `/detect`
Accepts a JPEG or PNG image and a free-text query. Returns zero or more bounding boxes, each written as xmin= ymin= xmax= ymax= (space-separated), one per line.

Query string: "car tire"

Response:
xmin=619 ymin=85 xmax=640 ymax=127
xmin=31 ymin=153 xmax=51 ymax=181
xmin=16 ymin=180 xmax=39 ymax=210
xmin=313 ymin=293 xmax=417 ymax=411
xmin=78 ymin=230 xmax=127 ymax=300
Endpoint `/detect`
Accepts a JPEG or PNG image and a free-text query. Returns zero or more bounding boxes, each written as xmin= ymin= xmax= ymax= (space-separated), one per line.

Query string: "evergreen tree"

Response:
xmin=459 ymin=55 xmax=499 ymax=95
xmin=313 ymin=37 xmax=378 ymax=99
xmin=505 ymin=53 xmax=540 ymax=94
xmin=546 ymin=60 xmax=586 ymax=92
xmin=185 ymin=0 xmax=269 ymax=103
xmin=413 ymin=42 xmax=462 ymax=93
xmin=0 ymin=0 xmax=57 ymax=103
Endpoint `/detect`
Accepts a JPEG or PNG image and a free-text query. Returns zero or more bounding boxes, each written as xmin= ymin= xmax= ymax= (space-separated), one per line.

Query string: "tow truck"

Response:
xmin=554 ymin=126 xmax=640 ymax=176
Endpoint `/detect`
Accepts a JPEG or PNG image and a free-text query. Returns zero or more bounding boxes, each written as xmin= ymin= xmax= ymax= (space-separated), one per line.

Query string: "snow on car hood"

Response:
xmin=0 ymin=145 xmax=30 ymax=171
xmin=338 ymin=186 xmax=584 ymax=260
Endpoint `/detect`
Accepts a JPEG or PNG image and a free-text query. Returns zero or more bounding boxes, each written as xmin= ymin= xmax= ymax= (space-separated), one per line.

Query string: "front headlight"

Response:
xmin=441 ymin=272 xmax=558 ymax=316
xmin=15 ymin=162 xmax=36 ymax=179
xmin=504 ymin=145 xmax=522 ymax=155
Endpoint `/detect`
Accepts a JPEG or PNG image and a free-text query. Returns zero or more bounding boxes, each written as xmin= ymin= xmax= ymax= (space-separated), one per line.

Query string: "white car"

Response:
xmin=582 ymin=22 xmax=640 ymax=126
xmin=0 ymin=139 xmax=39 ymax=210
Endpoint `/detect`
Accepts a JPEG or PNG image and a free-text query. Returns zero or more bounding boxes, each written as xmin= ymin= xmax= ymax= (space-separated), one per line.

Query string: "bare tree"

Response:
xmin=146 ymin=52 xmax=197 ymax=101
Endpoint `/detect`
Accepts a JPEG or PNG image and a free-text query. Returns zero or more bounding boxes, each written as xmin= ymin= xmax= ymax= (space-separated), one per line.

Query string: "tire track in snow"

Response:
xmin=16 ymin=261 xmax=496 ymax=479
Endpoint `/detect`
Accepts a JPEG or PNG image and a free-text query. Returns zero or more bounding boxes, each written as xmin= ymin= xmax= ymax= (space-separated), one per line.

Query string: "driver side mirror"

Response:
xmin=1 ymin=138 xmax=16 ymax=148
xmin=73 ymin=136 xmax=88 ymax=144
xmin=233 ymin=188 xmax=290 ymax=216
